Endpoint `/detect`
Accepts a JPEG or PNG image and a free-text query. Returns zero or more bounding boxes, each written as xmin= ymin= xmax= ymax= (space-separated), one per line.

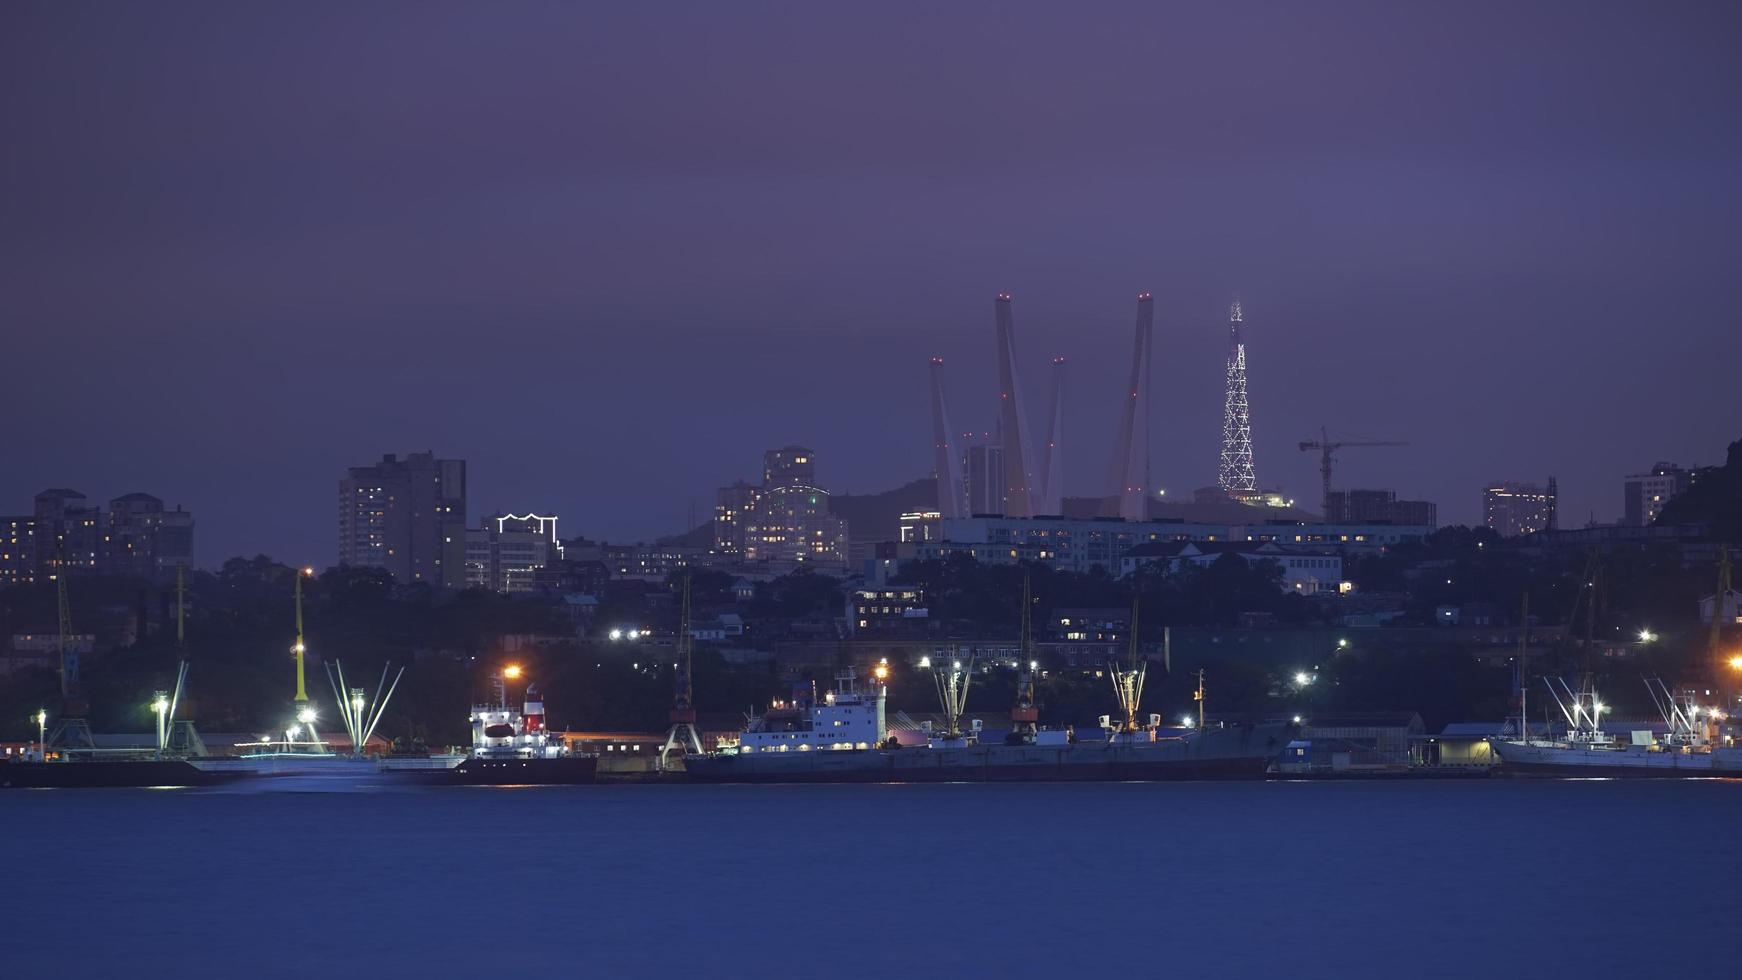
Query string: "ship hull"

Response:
xmin=190 ymin=754 xmax=424 ymax=791
xmin=684 ymin=723 xmax=1292 ymax=784
xmin=1493 ymin=740 xmax=1734 ymax=778
xmin=384 ymin=755 xmax=599 ymax=786
xmin=0 ymin=759 xmax=241 ymax=789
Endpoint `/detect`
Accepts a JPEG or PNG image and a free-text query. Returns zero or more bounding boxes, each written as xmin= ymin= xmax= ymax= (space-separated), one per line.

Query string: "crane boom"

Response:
xmin=1297 ymin=426 xmax=1408 ymax=520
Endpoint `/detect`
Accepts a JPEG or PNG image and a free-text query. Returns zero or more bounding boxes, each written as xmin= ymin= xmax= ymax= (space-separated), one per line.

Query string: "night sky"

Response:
xmin=5 ymin=3 xmax=1740 ymax=565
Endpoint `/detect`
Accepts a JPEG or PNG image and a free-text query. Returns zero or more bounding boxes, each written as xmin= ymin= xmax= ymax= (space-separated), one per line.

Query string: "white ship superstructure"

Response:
xmin=727 ymin=672 xmax=886 ymax=755
xmin=471 ymin=682 xmax=566 ymax=760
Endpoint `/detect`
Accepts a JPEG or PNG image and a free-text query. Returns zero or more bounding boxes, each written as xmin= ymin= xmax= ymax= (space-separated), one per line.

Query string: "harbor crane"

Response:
xmin=1009 ymin=572 xmax=1039 ymax=744
xmin=1297 ymin=427 xmax=1407 ymax=519
xmin=660 ymin=573 xmax=703 ymax=770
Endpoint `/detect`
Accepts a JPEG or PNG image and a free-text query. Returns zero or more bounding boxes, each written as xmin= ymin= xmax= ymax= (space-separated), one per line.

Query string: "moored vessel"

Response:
xmin=686 ymin=590 xmax=1292 ymax=784
xmin=384 ymin=666 xmax=596 ymax=785
xmin=1493 ymin=675 xmax=1736 ymax=777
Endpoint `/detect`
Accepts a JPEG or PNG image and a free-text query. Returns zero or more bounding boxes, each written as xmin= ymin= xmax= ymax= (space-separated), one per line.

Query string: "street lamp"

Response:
xmin=35 ymin=708 xmax=47 ymax=761
xmin=1638 ymin=629 xmax=1657 ymax=643
xmin=1293 ymin=671 xmax=1315 ymax=687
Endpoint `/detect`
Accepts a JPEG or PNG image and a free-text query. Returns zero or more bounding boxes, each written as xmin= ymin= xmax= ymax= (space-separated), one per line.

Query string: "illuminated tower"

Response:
xmin=994 ymin=294 xmax=1038 ymax=518
xmin=929 ymin=358 xmax=964 ymax=519
xmin=1036 ymin=356 xmax=1066 ymax=515
xmin=1218 ymin=299 xmax=1257 ymax=495
xmin=1106 ymin=294 xmax=1154 ymax=520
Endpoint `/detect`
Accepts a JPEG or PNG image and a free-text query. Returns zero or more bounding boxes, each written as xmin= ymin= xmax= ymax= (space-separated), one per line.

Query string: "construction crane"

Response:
xmin=1297 ymin=426 xmax=1408 ymax=520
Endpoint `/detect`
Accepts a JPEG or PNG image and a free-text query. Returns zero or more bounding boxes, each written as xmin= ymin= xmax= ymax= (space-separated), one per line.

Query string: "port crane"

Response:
xmin=660 ymin=573 xmax=704 ymax=769
xmin=1009 ymin=572 xmax=1039 ymax=744
xmin=1108 ymin=597 xmax=1148 ymax=734
xmin=46 ymin=550 xmax=97 ymax=754
xmin=1711 ymin=547 xmax=1733 ymax=703
xmin=1297 ymin=427 xmax=1407 ymax=519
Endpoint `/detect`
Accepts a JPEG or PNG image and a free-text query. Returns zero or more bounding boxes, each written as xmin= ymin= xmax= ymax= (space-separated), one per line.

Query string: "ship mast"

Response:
xmin=1010 ymin=571 xmax=1039 ymax=743
xmin=1194 ymin=668 xmax=1206 ymax=731
xmin=1512 ymin=593 xmax=1529 ymax=740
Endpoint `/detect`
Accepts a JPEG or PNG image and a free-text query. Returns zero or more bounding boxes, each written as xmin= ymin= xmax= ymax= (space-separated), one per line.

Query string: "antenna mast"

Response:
xmin=1218 ymin=298 xmax=1257 ymax=496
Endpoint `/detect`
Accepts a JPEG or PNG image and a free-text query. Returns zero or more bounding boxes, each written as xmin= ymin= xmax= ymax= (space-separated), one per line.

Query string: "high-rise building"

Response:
xmin=465 ymin=513 xmax=561 ymax=593
xmin=1484 ymin=480 xmax=1557 ymax=538
xmin=106 ymin=493 xmax=195 ymax=582
xmin=762 ymin=446 xmax=816 ymax=489
xmin=338 ymin=452 xmax=467 ymax=588
xmin=1325 ymin=489 xmax=1438 ymax=528
xmin=963 ymin=441 xmax=1006 ymax=516
xmin=32 ymin=489 xmax=103 ymax=578
xmin=713 ymin=480 xmax=760 ymax=556
xmin=737 ymin=445 xmax=848 ymax=571
xmin=1622 ymin=462 xmax=1693 ymax=527
xmin=0 ymin=516 xmax=36 ymax=587
xmin=744 ymin=486 xmax=848 ymax=570
xmin=1 ymin=488 xmax=193 ymax=585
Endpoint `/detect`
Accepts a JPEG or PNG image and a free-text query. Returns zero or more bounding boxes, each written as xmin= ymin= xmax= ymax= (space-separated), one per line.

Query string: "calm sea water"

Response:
xmin=2 ymin=780 xmax=1739 ymax=979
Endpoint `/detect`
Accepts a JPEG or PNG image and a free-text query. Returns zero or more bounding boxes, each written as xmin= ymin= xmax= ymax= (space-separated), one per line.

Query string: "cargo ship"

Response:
xmin=385 ymin=669 xmax=596 ymax=785
xmin=2 ymin=661 xmax=247 ymax=789
xmin=682 ymin=666 xmax=1293 ymax=784
xmin=1 ymin=755 xmax=241 ymax=789
xmin=1492 ymin=675 xmax=1741 ymax=777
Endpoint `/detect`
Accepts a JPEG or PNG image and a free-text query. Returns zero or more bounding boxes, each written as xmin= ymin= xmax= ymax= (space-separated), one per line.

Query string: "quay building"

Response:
xmin=899 ymin=513 xmax=1429 ymax=583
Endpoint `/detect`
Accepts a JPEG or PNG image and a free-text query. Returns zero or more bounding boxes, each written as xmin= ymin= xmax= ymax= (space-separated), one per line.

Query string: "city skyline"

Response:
xmin=5 ymin=4 xmax=1740 ymax=563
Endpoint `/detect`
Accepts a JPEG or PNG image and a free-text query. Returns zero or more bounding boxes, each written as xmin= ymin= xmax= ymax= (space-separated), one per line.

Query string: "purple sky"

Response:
xmin=4 ymin=3 xmax=1740 ymax=565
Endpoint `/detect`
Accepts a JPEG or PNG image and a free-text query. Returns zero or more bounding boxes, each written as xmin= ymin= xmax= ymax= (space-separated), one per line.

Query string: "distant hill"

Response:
xmin=831 ymin=477 xmax=938 ymax=548
xmin=655 ymin=521 xmax=716 ymax=548
xmin=1655 ymin=437 xmax=1742 ymax=541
